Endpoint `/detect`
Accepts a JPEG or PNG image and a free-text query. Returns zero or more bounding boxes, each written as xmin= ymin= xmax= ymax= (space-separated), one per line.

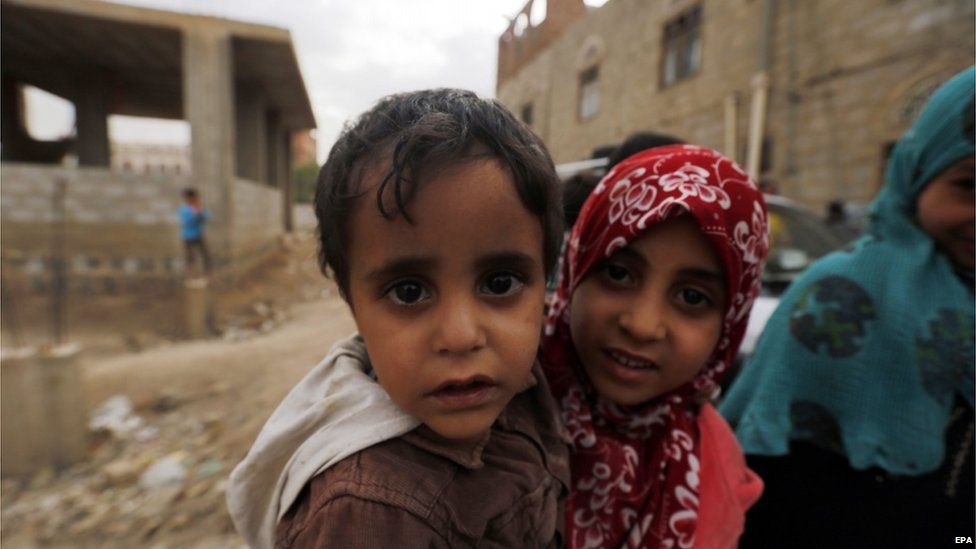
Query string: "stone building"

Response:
xmin=1 ymin=0 xmax=316 ymax=294
xmin=497 ymin=0 xmax=974 ymax=210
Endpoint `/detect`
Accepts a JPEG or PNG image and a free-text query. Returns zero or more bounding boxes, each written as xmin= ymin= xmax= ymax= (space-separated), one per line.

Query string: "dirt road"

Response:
xmin=1 ymin=223 xmax=358 ymax=548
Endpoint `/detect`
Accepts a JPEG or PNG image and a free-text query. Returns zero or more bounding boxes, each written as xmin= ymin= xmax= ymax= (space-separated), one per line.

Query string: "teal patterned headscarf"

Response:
xmin=720 ymin=67 xmax=975 ymax=475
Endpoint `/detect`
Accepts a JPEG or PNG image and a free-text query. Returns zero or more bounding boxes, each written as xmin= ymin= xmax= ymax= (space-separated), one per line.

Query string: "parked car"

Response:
xmin=740 ymin=194 xmax=847 ymax=358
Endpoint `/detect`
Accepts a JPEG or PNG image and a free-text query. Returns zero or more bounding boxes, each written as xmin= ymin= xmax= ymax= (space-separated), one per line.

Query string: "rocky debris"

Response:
xmin=219 ymin=300 xmax=289 ymax=342
xmin=2 ymin=389 xmax=240 ymax=547
xmin=123 ymin=331 xmax=171 ymax=353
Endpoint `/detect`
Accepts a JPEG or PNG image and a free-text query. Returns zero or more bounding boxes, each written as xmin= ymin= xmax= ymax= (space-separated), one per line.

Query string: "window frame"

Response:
xmin=578 ymin=65 xmax=601 ymax=121
xmin=660 ymin=4 xmax=703 ymax=88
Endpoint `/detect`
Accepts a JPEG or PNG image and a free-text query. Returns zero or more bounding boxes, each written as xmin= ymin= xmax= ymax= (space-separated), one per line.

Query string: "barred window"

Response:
xmin=579 ymin=66 xmax=600 ymax=120
xmin=662 ymin=5 xmax=702 ymax=87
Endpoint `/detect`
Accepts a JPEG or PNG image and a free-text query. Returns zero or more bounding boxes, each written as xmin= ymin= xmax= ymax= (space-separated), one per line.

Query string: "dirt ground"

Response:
xmin=1 ymin=208 xmax=359 ymax=548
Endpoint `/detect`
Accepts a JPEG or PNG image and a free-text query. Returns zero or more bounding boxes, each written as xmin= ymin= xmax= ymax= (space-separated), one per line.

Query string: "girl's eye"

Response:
xmin=954 ymin=178 xmax=975 ymax=191
xmin=386 ymin=281 xmax=429 ymax=305
xmin=481 ymin=272 xmax=524 ymax=297
xmin=605 ymin=264 xmax=634 ymax=284
xmin=677 ymin=288 xmax=711 ymax=308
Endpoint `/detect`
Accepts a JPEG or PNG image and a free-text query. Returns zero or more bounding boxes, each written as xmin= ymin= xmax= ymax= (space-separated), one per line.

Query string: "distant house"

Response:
xmin=1 ymin=0 xmax=317 ymax=294
xmin=497 ymin=0 xmax=973 ymax=211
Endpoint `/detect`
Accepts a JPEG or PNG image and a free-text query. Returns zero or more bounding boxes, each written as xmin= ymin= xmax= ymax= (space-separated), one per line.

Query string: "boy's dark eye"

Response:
xmin=387 ymin=281 xmax=429 ymax=305
xmin=481 ymin=272 xmax=524 ymax=297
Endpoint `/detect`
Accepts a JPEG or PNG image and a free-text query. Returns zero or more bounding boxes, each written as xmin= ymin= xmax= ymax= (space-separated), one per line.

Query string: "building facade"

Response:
xmin=497 ymin=0 xmax=974 ymax=210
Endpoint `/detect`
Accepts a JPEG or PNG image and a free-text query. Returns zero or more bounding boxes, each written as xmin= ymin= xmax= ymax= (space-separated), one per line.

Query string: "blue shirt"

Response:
xmin=179 ymin=204 xmax=210 ymax=240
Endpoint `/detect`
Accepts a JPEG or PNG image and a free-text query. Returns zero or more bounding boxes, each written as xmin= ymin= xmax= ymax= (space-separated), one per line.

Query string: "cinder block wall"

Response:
xmin=229 ymin=177 xmax=284 ymax=278
xmin=1 ymin=164 xmax=186 ymax=294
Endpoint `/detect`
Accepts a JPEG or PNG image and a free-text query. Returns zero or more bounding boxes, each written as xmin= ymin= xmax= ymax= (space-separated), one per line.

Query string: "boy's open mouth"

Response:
xmin=427 ymin=375 xmax=497 ymax=401
xmin=605 ymin=349 xmax=658 ymax=370
xmin=428 ymin=375 xmax=496 ymax=396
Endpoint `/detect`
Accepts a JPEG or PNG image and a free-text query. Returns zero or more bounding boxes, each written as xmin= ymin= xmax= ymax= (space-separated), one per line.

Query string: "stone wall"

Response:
xmin=497 ymin=0 xmax=975 ymax=211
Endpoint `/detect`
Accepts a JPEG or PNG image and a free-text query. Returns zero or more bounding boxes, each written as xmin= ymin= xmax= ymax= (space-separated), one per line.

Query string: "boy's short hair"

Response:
xmin=314 ymin=88 xmax=563 ymax=298
xmin=562 ymin=171 xmax=602 ymax=228
xmin=182 ymin=187 xmax=198 ymax=199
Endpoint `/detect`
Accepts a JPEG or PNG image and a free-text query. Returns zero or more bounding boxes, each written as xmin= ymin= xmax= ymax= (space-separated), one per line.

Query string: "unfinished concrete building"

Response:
xmin=1 ymin=0 xmax=316 ymax=296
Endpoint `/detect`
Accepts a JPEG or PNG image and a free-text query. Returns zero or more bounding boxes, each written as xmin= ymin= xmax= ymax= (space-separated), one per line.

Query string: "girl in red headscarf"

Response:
xmin=542 ymin=145 xmax=768 ymax=549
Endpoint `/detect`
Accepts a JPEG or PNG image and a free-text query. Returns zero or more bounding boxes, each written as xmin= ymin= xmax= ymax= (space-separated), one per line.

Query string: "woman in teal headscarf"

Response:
xmin=721 ymin=67 xmax=974 ymax=546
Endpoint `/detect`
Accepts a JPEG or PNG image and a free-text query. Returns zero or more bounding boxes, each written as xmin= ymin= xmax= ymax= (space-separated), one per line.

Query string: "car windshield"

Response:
xmin=765 ymin=201 xmax=846 ymax=287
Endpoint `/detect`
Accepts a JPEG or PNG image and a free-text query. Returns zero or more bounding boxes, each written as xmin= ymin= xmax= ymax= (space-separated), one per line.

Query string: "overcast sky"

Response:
xmin=25 ymin=0 xmax=607 ymax=161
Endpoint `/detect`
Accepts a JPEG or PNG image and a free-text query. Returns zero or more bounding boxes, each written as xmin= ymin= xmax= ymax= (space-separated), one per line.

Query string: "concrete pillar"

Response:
xmin=281 ymin=133 xmax=294 ymax=232
xmin=265 ymin=110 xmax=281 ymax=188
xmin=183 ymin=28 xmax=235 ymax=269
xmin=235 ymin=84 xmax=268 ymax=183
xmin=1 ymin=349 xmax=48 ymax=476
xmin=75 ymin=79 xmax=110 ymax=166
xmin=184 ymin=277 xmax=214 ymax=339
xmin=266 ymin=111 xmax=293 ymax=231
xmin=37 ymin=344 xmax=87 ymax=469
xmin=1 ymin=344 xmax=88 ymax=476
xmin=1 ymin=75 xmax=26 ymax=161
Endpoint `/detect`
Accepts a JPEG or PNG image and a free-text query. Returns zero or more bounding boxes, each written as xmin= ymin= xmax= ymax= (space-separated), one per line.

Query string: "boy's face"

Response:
xmin=569 ymin=216 xmax=726 ymax=406
xmin=346 ymin=158 xmax=546 ymax=442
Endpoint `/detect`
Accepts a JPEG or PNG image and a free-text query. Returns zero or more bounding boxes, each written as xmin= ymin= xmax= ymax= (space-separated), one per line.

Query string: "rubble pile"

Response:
xmin=220 ymin=301 xmax=290 ymax=342
xmin=2 ymin=393 xmax=245 ymax=548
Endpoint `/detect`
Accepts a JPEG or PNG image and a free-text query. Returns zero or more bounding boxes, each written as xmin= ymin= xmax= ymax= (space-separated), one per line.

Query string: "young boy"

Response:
xmin=227 ymin=89 xmax=569 ymax=548
xmin=178 ymin=187 xmax=211 ymax=275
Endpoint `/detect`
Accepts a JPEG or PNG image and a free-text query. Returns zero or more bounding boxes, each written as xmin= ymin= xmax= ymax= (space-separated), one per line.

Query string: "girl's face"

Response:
xmin=916 ymin=155 xmax=975 ymax=271
xmin=569 ymin=215 xmax=727 ymax=406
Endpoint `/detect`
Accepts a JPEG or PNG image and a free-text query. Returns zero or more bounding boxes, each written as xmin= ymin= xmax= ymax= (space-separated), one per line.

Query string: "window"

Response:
xmin=521 ymin=102 xmax=534 ymax=126
xmin=579 ymin=66 xmax=600 ymax=120
xmin=662 ymin=5 xmax=702 ymax=87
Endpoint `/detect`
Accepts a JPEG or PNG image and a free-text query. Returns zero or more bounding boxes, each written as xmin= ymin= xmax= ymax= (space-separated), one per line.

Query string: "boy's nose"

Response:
xmin=433 ymin=296 xmax=486 ymax=355
xmin=618 ymin=303 xmax=667 ymax=342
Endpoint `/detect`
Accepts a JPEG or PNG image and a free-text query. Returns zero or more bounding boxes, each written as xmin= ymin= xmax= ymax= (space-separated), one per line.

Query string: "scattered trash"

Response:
xmin=152 ymin=393 xmax=181 ymax=413
xmin=89 ymin=395 xmax=143 ymax=439
xmin=195 ymin=459 xmax=224 ymax=479
xmin=102 ymin=458 xmax=146 ymax=487
xmin=134 ymin=425 xmax=161 ymax=443
xmin=139 ymin=452 xmax=189 ymax=490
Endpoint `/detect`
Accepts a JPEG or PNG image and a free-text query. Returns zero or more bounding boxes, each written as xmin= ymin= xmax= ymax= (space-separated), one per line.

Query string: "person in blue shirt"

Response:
xmin=179 ymin=187 xmax=211 ymax=276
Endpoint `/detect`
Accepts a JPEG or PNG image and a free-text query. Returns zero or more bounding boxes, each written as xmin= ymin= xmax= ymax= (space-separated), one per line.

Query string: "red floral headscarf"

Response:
xmin=542 ymin=145 xmax=768 ymax=549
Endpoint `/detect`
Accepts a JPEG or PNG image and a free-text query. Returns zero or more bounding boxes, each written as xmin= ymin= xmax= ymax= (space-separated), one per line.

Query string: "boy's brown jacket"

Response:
xmin=275 ymin=363 xmax=571 ymax=548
